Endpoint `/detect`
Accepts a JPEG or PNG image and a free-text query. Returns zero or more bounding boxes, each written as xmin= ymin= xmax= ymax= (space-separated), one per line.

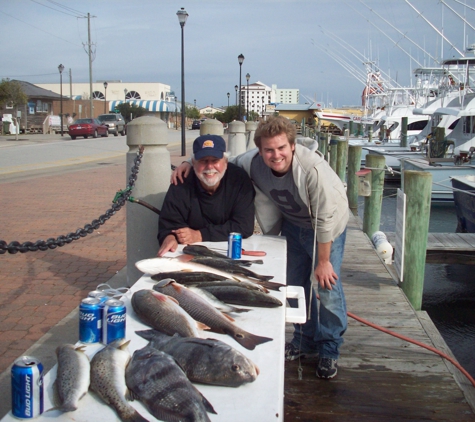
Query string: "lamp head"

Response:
xmin=238 ymin=54 xmax=244 ymax=65
xmin=177 ymin=8 xmax=188 ymax=26
xmin=103 ymin=81 xmax=108 ymax=89
xmin=58 ymin=64 xmax=64 ymax=74
xmin=246 ymin=73 xmax=250 ymax=81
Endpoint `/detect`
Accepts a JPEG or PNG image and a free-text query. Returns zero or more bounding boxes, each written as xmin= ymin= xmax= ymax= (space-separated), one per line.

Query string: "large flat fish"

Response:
xmin=125 ymin=345 xmax=216 ymax=422
xmin=137 ymin=256 xmax=284 ymax=291
xmin=153 ymin=280 xmax=273 ymax=350
xmin=131 ymin=289 xmax=208 ymax=337
xmin=50 ymin=344 xmax=90 ymax=412
xmin=199 ymin=285 xmax=283 ymax=308
xmin=90 ymin=339 xmax=149 ymax=422
xmin=136 ymin=330 xmax=259 ymax=387
xmin=183 ymin=245 xmax=263 ymax=266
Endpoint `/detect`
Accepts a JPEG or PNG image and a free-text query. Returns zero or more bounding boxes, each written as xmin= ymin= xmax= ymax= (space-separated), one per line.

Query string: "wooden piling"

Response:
xmin=401 ymin=170 xmax=432 ymax=311
xmin=363 ymin=154 xmax=385 ymax=238
xmin=401 ymin=117 xmax=408 ymax=147
xmin=317 ymin=132 xmax=328 ymax=160
xmin=347 ymin=145 xmax=362 ymax=216
xmin=336 ymin=139 xmax=349 ymax=183
xmin=329 ymin=135 xmax=339 ymax=172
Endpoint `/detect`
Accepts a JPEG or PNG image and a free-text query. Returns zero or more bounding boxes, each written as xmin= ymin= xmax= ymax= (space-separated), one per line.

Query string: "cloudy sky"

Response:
xmin=1 ymin=0 xmax=473 ymax=109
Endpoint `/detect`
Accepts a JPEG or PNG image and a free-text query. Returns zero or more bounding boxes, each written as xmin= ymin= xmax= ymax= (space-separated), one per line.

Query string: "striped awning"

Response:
xmin=109 ymin=100 xmax=179 ymax=113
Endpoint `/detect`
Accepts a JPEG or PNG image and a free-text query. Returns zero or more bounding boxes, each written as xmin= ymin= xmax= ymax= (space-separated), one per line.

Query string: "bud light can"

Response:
xmin=102 ymin=299 xmax=126 ymax=344
xmin=11 ymin=356 xmax=44 ymax=419
xmin=227 ymin=232 xmax=242 ymax=259
xmin=88 ymin=290 xmax=108 ymax=305
xmin=79 ymin=297 xmax=102 ymax=343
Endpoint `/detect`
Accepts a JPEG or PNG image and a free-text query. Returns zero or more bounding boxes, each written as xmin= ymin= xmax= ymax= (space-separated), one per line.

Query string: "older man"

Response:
xmin=157 ymin=134 xmax=255 ymax=256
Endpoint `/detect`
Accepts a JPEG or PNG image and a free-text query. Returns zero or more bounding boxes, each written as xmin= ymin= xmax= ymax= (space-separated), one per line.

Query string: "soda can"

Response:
xmin=227 ymin=232 xmax=242 ymax=259
xmin=11 ymin=356 xmax=44 ymax=419
xmin=79 ymin=297 xmax=102 ymax=343
xmin=88 ymin=290 xmax=109 ymax=305
xmin=102 ymin=299 xmax=126 ymax=344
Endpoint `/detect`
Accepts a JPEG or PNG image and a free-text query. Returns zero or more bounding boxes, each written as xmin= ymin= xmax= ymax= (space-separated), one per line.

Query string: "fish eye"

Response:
xmin=231 ymin=364 xmax=240 ymax=372
xmin=236 ymin=334 xmax=244 ymax=339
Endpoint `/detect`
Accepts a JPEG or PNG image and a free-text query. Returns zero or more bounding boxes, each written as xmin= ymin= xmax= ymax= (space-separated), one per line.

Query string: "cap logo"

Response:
xmin=202 ymin=140 xmax=214 ymax=149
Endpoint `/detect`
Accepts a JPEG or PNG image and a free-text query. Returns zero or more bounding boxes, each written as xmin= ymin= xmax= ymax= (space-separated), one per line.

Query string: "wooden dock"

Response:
xmin=284 ymin=214 xmax=475 ymax=421
xmin=386 ymin=232 xmax=475 ymax=264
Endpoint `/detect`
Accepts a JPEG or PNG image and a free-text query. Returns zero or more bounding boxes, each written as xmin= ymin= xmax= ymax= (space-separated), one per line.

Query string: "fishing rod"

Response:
xmin=357 ymin=0 xmax=440 ymax=66
xmin=404 ymin=0 xmax=465 ymax=57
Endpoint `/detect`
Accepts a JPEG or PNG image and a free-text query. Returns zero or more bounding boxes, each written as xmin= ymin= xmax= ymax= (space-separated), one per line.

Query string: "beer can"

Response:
xmin=11 ymin=356 xmax=44 ymax=419
xmin=79 ymin=297 xmax=102 ymax=343
xmin=227 ymin=232 xmax=242 ymax=259
xmin=102 ymin=299 xmax=126 ymax=344
xmin=88 ymin=290 xmax=109 ymax=304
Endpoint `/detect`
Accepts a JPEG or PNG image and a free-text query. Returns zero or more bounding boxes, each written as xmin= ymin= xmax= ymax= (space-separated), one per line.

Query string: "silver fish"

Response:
xmin=137 ymin=256 xmax=284 ymax=291
xmin=183 ymin=285 xmax=250 ymax=314
xmin=131 ymin=289 xmax=208 ymax=337
xmin=136 ymin=329 xmax=260 ymax=387
xmin=125 ymin=345 xmax=216 ymax=422
xmin=199 ymin=285 xmax=283 ymax=308
xmin=50 ymin=344 xmax=90 ymax=412
xmin=90 ymin=339 xmax=149 ymax=422
xmin=153 ymin=280 xmax=273 ymax=350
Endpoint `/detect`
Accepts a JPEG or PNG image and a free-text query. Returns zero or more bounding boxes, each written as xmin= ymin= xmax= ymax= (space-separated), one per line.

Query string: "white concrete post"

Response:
xmin=227 ymin=121 xmax=246 ymax=156
xmin=126 ymin=116 xmax=171 ymax=286
xmin=246 ymin=121 xmax=258 ymax=150
xmin=200 ymin=118 xmax=224 ymax=136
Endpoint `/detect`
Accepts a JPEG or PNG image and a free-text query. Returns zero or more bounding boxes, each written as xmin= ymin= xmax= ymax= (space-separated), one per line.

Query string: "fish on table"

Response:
xmin=125 ymin=345 xmax=216 ymax=422
xmin=135 ymin=329 xmax=259 ymax=387
xmin=153 ymin=280 xmax=273 ymax=350
xmin=48 ymin=344 xmax=90 ymax=413
xmin=137 ymin=256 xmax=284 ymax=291
xmin=90 ymin=339 xmax=149 ymax=422
xmin=198 ymin=285 xmax=283 ymax=308
xmin=187 ymin=285 xmax=251 ymax=314
xmin=131 ymin=289 xmax=208 ymax=337
xmin=183 ymin=244 xmax=264 ymax=266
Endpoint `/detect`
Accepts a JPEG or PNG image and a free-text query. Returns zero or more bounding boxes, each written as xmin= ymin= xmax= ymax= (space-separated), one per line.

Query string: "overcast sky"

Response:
xmin=1 ymin=0 xmax=473 ymax=109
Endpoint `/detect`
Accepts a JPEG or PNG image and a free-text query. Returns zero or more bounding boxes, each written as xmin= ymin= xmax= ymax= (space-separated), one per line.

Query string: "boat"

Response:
xmin=451 ymin=174 xmax=475 ymax=232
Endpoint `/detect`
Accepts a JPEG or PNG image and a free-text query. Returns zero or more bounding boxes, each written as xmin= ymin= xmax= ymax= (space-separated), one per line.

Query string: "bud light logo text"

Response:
xmin=107 ymin=314 xmax=126 ymax=324
xmin=80 ymin=312 xmax=96 ymax=322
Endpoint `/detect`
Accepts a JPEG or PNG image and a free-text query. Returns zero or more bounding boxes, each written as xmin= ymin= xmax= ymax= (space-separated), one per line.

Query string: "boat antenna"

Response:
xmin=404 ymin=0 xmax=465 ymax=57
xmin=440 ymin=0 xmax=475 ymax=33
xmin=358 ymin=0 xmax=440 ymax=65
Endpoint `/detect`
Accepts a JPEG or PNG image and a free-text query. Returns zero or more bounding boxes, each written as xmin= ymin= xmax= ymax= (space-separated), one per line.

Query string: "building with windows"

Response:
xmin=240 ymin=81 xmax=300 ymax=119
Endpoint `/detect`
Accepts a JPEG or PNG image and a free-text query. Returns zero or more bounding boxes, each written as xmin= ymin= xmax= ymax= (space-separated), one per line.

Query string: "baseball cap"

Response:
xmin=193 ymin=134 xmax=226 ymax=160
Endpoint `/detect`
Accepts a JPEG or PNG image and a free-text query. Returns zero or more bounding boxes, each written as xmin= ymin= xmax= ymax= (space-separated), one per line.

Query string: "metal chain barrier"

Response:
xmin=0 ymin=146 xmax=145 ymax=255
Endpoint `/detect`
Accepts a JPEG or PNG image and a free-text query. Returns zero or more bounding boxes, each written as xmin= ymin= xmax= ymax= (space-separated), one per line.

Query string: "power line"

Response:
xmin=46 ymin=0 xmax=87 ymax=16
xmin=29 ymin=0 xmax=81 ymax=18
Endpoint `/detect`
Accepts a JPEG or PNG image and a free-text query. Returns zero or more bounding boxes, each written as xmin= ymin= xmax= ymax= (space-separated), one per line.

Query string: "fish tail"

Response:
xmin=121 ymin=409 xmax=150 ymax=422
xmin=232 ymin=330 xmax=273 ymax=350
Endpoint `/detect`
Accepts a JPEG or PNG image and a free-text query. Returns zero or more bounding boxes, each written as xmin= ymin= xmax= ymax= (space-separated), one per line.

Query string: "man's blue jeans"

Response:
xmin=282 ymin=219 xmax=347 ymax=359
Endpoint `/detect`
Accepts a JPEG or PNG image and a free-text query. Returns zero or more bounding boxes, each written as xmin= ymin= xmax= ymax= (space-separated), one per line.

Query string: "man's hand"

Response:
xmin=171 ymin=162 xmax=192 ymax=185
xmin=157 ymin=234 xmax=178 ymax=256
xmin=314 ymin=261 xmax=338 ymax=290
xmin=172 ymin=227 xmax=202 ymax=245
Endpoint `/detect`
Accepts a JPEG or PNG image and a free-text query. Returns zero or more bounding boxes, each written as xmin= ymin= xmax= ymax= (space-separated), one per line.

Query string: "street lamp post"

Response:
xmin=58 ymin=64 xmax=64 ymax=136
xmin=177 ymin=7 xmax=188 ymax=156
xmin=234 ymin=85 xmax=238 ymax=106
xmin=124 ymin=88 xmax=128 ymax=102
xmin=246 ymin=73 xmax=250 ymax=121
xmin=227 ymin=92 xmax=230 ymax=108
xmin=237 ymin=54 xmax=244 ymax=121
xmin=103 ymin=81 xmax=108 ymax=113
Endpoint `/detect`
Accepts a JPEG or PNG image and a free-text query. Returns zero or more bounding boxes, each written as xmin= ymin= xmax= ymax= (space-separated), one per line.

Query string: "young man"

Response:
xmin=172 ymin=117 xmax=349 ymax=379
xmin=158 ymin=134 xmax=255 ymax=256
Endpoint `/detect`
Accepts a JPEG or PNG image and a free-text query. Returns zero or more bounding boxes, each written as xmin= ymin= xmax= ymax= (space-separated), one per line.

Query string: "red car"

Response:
xmin=68 ymin=118 xmax=109 ymax=140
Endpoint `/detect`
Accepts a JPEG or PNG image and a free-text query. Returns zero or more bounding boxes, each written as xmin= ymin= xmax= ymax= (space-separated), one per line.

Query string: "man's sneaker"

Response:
xmin=285 ymin=343 xmax=319 ymax=362
xmin=316 ymin=357 xmax=338 ymax=379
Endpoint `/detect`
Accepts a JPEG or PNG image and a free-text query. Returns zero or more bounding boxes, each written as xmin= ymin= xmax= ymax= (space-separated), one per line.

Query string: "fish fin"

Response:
xmin=231 ymin=331 xmax=273 ymax=350
xmin=192 ymin=385 xmax=217 ymax=415
xmin=221 ymin=313 xmax=235 ymax=322
xmin=74 ymin=345 xmax=88 ymax=355
xmin=154 ymin=278 xmax=176 ymax=287
xmin=176 ymin=254 xmax=194 ymax=262
xmin=118 ymin=339 xmax=131 ymax=350
xmin=256 ymin=280 xmax=285 ymax=291
xmin=151 ymin=290 xmax=180 ymax=305
xmin=197 ymin=321 xmax=211 ymax=331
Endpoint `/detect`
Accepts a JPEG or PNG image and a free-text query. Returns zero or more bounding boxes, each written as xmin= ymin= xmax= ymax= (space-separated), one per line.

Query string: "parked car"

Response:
xmin=191 ymin=120 xmax=201 ymax=130
xmin=68 ymin=118 xmax=109 ymax=140
xmin=97 ymin=113 xmax=127 ymax=136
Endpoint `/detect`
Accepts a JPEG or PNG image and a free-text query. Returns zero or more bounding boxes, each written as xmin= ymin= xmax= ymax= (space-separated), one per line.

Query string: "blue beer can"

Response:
xmin=11 ymin=356 xmax=44 ymax=419
xmin=79 ymin=297 xmax=102 ymax=343
xmin=102 ymin=299 xmax=126 ymax=344
xmin=88 ymin=290 xmax=109 ymax=305
xmin=227 ymin=232 xmax=242 ymax=259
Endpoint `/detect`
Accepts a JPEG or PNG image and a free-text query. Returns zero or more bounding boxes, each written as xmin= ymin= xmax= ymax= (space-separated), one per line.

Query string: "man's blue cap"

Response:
xmin=193 ymin=134 xmax=226 ymax=160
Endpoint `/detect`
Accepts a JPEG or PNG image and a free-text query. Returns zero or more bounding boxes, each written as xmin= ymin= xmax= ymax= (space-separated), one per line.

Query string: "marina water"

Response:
xmin=358 ymin=186 xmax=475 ymax=379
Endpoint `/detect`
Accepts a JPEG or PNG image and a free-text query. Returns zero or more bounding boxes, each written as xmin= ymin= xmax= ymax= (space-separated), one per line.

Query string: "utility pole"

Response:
xmin=88 ymin=13 xmax=93 ymax=118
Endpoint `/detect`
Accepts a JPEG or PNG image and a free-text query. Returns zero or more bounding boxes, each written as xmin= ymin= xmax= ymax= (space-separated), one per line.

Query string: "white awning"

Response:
xmin=109 ymin=100 xmax=179 ymax=113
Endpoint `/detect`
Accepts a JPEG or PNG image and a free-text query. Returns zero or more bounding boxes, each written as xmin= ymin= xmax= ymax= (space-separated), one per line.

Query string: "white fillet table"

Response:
xmin=2 ymin=235 xmax=305 ymax=422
